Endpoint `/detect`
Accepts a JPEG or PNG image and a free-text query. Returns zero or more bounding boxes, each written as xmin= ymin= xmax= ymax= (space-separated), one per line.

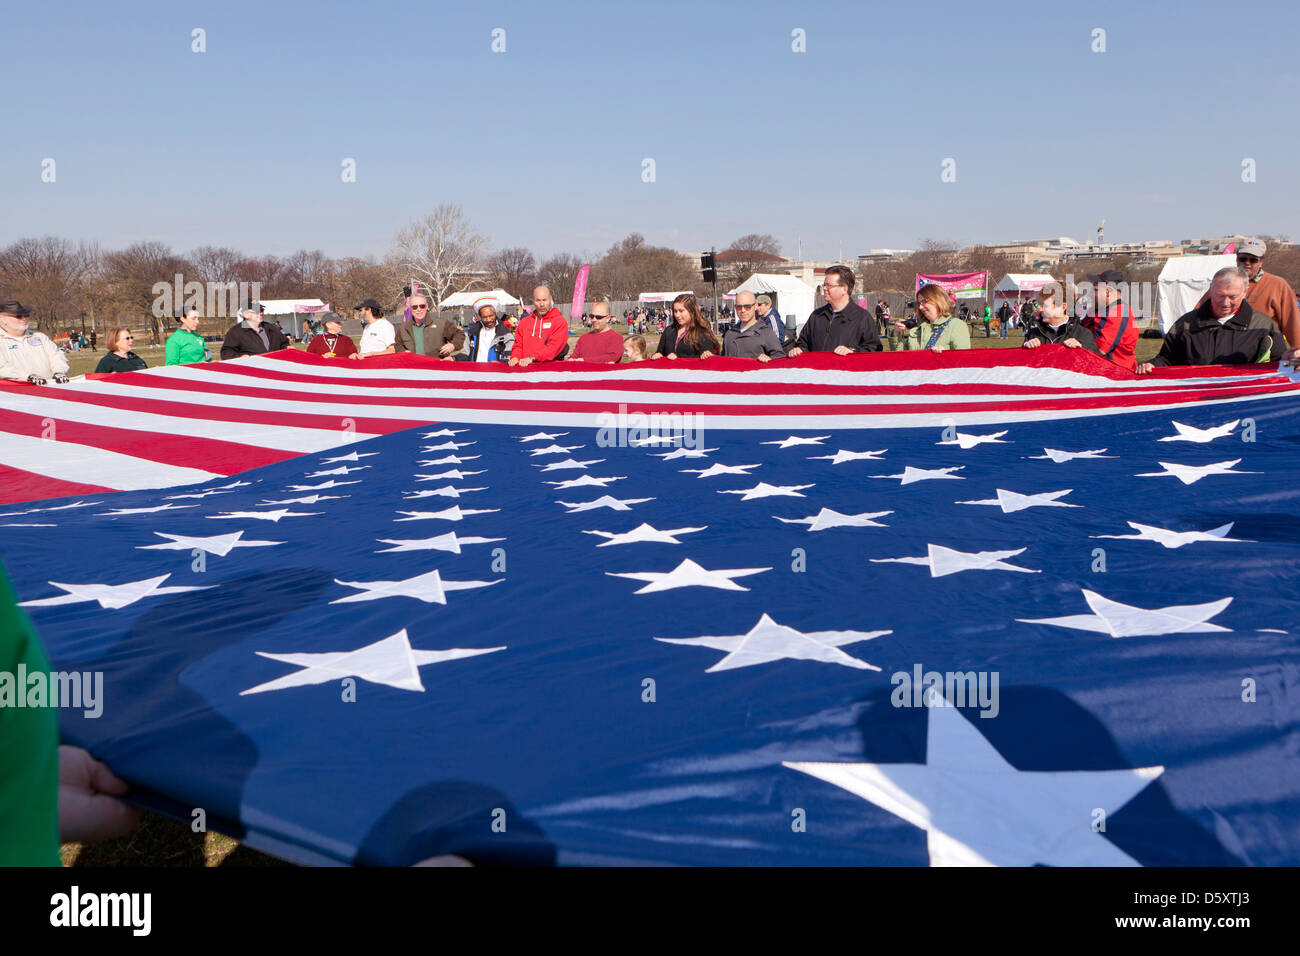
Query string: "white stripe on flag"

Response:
xmin=0 ymin=430 xmax=222 ymax=490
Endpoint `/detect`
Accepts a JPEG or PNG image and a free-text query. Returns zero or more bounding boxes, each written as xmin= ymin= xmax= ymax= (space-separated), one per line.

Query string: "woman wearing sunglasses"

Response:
xmin=94 ymin=327 xmax=148 ymax=373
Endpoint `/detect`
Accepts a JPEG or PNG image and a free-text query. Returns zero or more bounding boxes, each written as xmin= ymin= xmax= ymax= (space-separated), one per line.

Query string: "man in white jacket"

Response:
xmin=0 ymin=301 xmax=69 ymax=384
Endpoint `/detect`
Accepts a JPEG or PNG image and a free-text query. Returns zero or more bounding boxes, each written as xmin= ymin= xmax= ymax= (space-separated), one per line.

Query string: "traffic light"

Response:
xmin=700 ymin=252 xmax=716 ymax=284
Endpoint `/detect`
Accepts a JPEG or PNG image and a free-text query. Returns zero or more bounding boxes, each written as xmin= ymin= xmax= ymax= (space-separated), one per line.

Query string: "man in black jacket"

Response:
xmin=1022 ymin=285 xmax=1099 ymax=354
xmin=220 ymin=305 xmax=290 ymax=360
xmin=788 ymin=265 xmax=881 ymax=356
xmin=1138 ymin=268 xmax=1287 ymax=373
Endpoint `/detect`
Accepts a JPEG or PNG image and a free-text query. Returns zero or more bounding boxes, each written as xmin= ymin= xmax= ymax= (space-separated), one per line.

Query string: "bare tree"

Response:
xmin=188 ymin=246 xmax=242 ymax=285
xmin=537 ymin=253 xmax=583 ymax=306
xmin=0 ymin=237 xmax=95 ymax=332
xmin=486 ymin=247 xmax=537 ymax=299
xmin=101 ymin=242 xmax=192 ymax=341
xmin=389 ymin=204 xmax=488 ymax=310
xmin=282 ymin=249 xmax=331 ymax=297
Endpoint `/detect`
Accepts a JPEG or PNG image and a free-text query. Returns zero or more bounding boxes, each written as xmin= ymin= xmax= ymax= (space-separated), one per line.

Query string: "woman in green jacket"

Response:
xmin=894 ymin=284 xmax=971 ymax=352
xmin=93 ymin=327 xmax=148 ymax=373
xmin=165 ymin=309 xmax=208 ymax=365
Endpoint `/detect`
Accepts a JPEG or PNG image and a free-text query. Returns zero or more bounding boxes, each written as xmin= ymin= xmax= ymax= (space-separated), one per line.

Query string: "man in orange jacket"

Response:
xmin=1196 ymin=238 xmax=1299 ymax=348
xmin=509 ymin=285 xmax=570 ymax=367
xmin=1082 ymin=269 xmax=1140 ymax=371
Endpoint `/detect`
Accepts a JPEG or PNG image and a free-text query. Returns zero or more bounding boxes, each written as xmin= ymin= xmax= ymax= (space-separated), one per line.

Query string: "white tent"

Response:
xmin=1157 ymin=254 xmax=1234 ymax=333
xmin=992 ymin=274 xmax=1056 ymax=304
xmin=439 ymin=289 xmax=521 ymax=309
xmin=728 ymin=274 xmax=817 ymax=333
xmin=638 ymin=291 xmax=693 ymax=304
xmin=256 ymin=299 xmax=329 ymax=337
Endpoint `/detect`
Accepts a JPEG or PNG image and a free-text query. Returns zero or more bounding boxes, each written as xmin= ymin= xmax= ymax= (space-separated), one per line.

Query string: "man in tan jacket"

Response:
xmin=394 ymin=292 xmax=465 ymax=359
xmin=0 ymin=301 xmax=69 ymax=383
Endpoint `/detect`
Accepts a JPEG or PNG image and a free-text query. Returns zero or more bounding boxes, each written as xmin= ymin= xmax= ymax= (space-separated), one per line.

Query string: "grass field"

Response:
xmin=54 ymin=324 xmax=1165 ymax=866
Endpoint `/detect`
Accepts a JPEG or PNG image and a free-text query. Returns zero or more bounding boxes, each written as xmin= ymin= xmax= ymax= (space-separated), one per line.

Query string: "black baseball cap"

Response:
xmin=354 ymin=298 xmax=383 ymax=314
xmin=0 ymin=300 xmax=31 ymax=316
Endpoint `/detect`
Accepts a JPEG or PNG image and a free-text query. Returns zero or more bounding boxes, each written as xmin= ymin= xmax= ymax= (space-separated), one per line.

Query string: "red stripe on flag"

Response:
xmin=0 ymin=465 xmax=113 ymax=505
xmin=0 ymin=408 xmax=297 ymax=475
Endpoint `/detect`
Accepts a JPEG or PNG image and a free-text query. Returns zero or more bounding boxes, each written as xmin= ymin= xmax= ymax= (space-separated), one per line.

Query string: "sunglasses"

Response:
xmin=736 ymin=303 xmax=756 ymax=310
xmin=411 ymin=303 xmax=429 ymax=309
xmin=1236 ymin=256 xmax=1260 ymax=264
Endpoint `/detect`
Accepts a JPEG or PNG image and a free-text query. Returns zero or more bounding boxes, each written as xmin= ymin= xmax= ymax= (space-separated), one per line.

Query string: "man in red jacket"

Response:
xmin=509 ymin=285 xmax=570 ymax=367
xmin=1082 ymin=269 xmax=1139 ymax=370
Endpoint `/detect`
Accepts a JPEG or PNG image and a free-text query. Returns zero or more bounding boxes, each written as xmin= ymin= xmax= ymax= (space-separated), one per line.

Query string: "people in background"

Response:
xmin=755 ymin=294 xmax=784 ymax=346
xmin=351 ymin=298 xmax=396 ymax=359
xmin=788 ymin=265 xmax=881 ymax=356
xmin=306 ymin=315 xmax=358 ymax=358
xmin=165 ymin=309 xmax=208 ymax=365
xmin=1022 ymin=283 xmax=1099 ymax=353
xmin=396 ymin=292 xmax=464 ymax=359
xmin=509 ymin=285 xmax=569 ymax=366
xmin=0 ymin=300 xmax=69 ymax=383
xmin=94 ymin=327 xmax=147 ymax=373
xmin=651 ymin=293 xmax=719 ymax=359
xmin=220 ymin=304 xmax=290 ymax=360
xmin=1195 ymin=238 xmax=1299 ymax=348
xmin=569 ymin=300 xmax=623 ymax=363
xmin=1138 ymin=267 xmax=1287 ymax=373
xmin=895 ymin=283 xmax=971 ymax=352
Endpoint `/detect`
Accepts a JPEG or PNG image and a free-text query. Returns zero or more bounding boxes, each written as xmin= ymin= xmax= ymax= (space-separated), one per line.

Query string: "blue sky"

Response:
xmin=4 ymin=0 xmax=1298 ymax=262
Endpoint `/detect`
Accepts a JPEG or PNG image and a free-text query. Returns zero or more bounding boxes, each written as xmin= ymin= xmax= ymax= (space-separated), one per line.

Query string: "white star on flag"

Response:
xmin=422 ymin=428 xmax=469 ymax=438
xmin=164 ymin=488 xmax=238 ymax=500
xmin=1018 ymin=588 xmax=1233 ymax=637
xmin=421 ymin=441 xmax=476 ymax=452
xmin=544 ymin=475 xmax=627 ymax=490
xmin=762 ymin=435 xmax=830 ymax=449
xmin=939 ymin=430 xmax=1009 ymax=450
xmin=0 ymin=523 xmax=54 ymax=527
xmin=681 ymin=463 xmax=760 ymax=478
xmin=374 ymin=532 xmax=505 ymax=554
xmin=776 ymin=508 xmax=893 ymax=531
xmin=809 ymin=449 xmax=889 ymax=465
xmin=208 ymin=509 xmax=322 ymax=522
xmin=653 ymin=447 xmax=718 ymax=460
xmin=656 ymin=613 xmax=889 ymax=671
xmin=286 ymin=479 xmax=360 ymax=492
xmin=331 ymin=568 xmax=500 ymax=604
xmin=395 ymin=506 xmax=499 ymax=522
xmin=537 ymin=458 xmax=605 ymax=472
xmin=785 ymin=697 xmax=1164 ymax=866
xmin=628 ymin=435 xmax=681 ymax=446
xmin=96 ymin=503 xmax=198 ymax=516
xmin=258 ymin=494 xmax=346 ymax=505
xmin=416 ymin=469 xmax=487 ymax=481
xmin=1028 ymin=448 xmax=1115 ymax=463
xmin=527 ymin=444 xmax=584 ymax=456
xmin=418 ymin=455 xmax=482 ymax=466
xmin=719 ymin=482 xmax=814 ymax=500
xmin=957 ymin=488 xmax=1079 ymax=513
xmin=607 ymin=558 xmax=771 ymax=594
xmin=1136 ymin=460 xmax=1255 ymax=485
xmin=19 ymin=574 xmax=213 ymax=610
xmin=871 ymin=466 xmax=965 ymax=485
xmin=303 ymin=465 xmax=370 ymax=478
xmin=558 ymin=495 xmax=654 ymax=513
xmin=582 ymin=523 xmax=707 ymax=546
xmin=871 ymin=544 xmax=1039 ymax=577
xmin=517 ymin=431 xmax=568 ymax=442
xmin=240 ymin=629 xmax=504 ymax=695
xmin=320 ymin=451 xmax=379 ymax=463
xmin=402 ymin=485 xmax=488 ymax=499
xmin=1159 ymin=420 xmax=1240 ymax=443
xmin=1091 ymin=521 xmax=1246 ymax=549
xmin=138 ymin=531 xmax=283 ymax=556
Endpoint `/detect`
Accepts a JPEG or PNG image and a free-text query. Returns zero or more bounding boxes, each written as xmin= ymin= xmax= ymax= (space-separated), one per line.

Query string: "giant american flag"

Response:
xmin=3 ymin=348 xmax=1299 ymax=866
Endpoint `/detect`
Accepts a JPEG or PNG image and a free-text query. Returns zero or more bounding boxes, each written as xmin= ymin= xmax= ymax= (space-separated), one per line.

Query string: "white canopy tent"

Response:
xmin=439 ymin=289 xmax=521 ymax=309
xmin=1157 ymin=254 xmax=1234 ymax=333
xmin=728 ymin=274 xmax=817 ymax=333
xmin=256 ymin=299 xmax=330 ymax=337
xmin=637 ymin=291 xmax=693 ymax=304
xmin=992 ymin=274 xmax=1056 ymax=304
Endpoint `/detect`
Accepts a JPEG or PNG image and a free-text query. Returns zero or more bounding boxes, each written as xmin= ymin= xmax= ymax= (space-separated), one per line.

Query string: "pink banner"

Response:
xmin=915 ymin=271 xmax=988 ymax=298
xmin=571 ymin=264 xmax=591 ymax=320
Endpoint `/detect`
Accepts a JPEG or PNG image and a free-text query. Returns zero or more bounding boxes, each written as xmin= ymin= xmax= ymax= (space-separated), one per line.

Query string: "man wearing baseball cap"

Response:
xmin=1196 ymin=239 xmax=1299 ymax=348
xmin=755 ymin=294 xmax=785 ymax=346
xmin=0 ymin=301 xmax=70 ymax=383
xmin=350 ymin=298 xmax=396 ymax=359
xmin=1081 ymin=269 xmax=1139 ymax=370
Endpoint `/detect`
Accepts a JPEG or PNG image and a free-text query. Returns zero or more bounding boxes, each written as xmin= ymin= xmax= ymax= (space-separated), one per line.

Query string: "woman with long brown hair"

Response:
xmin=651 ymin=293 xmax=720 ymax=360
